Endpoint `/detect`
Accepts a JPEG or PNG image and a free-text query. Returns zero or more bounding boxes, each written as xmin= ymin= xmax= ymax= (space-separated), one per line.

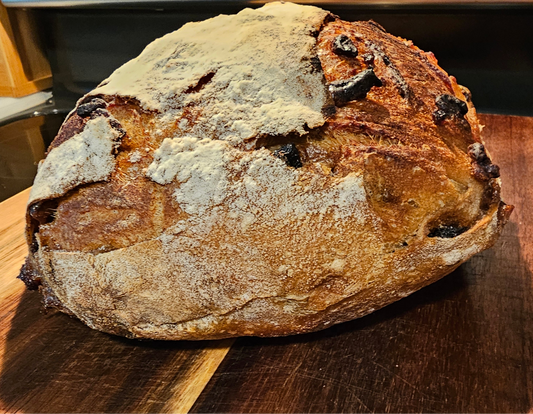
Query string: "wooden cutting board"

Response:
xmin=1 ymin=114 xmax=532 ymax=413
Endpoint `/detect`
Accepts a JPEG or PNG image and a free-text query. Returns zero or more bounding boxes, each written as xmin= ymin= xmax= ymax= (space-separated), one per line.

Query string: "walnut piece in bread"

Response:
xmin=19 ymin=2 xmax=512 ymax=340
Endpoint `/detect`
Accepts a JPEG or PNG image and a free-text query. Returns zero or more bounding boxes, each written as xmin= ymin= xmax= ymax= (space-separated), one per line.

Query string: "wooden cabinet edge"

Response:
xmin=0 ymin=4 xmax=52 ymax=97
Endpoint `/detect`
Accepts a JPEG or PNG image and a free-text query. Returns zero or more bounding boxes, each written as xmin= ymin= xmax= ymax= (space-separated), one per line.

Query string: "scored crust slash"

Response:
xmin=18 ymin=2 xmax=513 ymax=340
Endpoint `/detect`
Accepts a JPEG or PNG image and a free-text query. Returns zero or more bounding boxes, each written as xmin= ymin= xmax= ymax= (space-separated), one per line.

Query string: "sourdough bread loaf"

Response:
xmin=19 ymin=2 xmax=512 ymax=340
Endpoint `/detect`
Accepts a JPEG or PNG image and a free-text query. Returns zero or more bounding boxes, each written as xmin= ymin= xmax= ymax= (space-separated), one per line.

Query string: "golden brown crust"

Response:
xmin=20 ymin=7 xmax=511 ymax=340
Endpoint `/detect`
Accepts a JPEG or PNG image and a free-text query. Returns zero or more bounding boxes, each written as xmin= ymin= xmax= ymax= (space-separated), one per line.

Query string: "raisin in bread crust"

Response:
xmin=20 ymin=2 xmax=512 ymax=340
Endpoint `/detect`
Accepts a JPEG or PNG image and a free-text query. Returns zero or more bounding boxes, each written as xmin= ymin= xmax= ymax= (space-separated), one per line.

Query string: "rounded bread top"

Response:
xmin=92 ymin=2 xmax=331 ymax=147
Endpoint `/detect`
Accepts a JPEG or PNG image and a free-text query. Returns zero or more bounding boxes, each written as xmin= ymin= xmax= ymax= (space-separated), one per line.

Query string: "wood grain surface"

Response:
xmin=0 ymin=114 xmax=531 ymax=413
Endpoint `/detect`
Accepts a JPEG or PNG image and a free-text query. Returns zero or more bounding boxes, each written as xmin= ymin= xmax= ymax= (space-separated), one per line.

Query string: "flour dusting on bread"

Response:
xmin=29 ymin=116 xmax=123 ymax=204
xmin=93 ymin=2 xmax=330 ymax=147
xmin=147 ymin=134 xmax=368 ymax=220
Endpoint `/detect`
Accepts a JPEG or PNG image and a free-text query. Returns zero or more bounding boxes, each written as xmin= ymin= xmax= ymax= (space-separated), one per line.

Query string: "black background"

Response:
xmin=28 ymin=2 xmax=533 ymax=116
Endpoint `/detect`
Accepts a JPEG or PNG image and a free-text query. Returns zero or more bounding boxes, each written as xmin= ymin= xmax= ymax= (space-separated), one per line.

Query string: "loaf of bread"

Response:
xmin=19 ymin=2 xmax=512 ymax=340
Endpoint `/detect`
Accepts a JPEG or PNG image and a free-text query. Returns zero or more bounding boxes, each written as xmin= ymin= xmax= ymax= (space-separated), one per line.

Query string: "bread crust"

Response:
xmin=20 ymin=3 xmax=512 ymax=340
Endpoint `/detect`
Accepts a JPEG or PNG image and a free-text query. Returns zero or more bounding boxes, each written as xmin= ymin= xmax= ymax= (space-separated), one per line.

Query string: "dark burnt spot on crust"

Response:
xmin=328 ymin=68 xmax=382 ymax=105
xmin=77 ymin=98 xmax=107 ymax=117
xmin=30 ymin=238 xmax=38 ymax=254
xmin=90 ymin=107 xmax=110 ymax=119
xmin=79 ymin=94 xmax=104 ymax=105
xmin=322 ymin=104 xmax=337 ymax=118
xmin=480 ymin=180 xmax=500 ymax=211
xmin=428 ymin=225 xmax=468 ymax=238
xmin=108 ymin=119 xmax=127 ymax=143
xmin=469 ymin=142 xmax=490 ymax=164
xmin=29 ymin=199 xmax=58 ymax=226
xmin=97 ymin=79 xmax=110 ymax=88
xmin=387 ymin=64 xmax=411 ymax=99
xmin=309 ymin=56 xmax=323 ymax=73
xmin=18 ymin=257 xmax=42 ymax=290
xmin=185 ymin=72 xmax=215 ymax=94
xmin=484 ymin=164 xmax=500 ymax=178
xmin=273 ymin=143 xmax=303 ymax=168
xmin=364 ymin=40 xmax=411 ymax=99
xmin=332 ymin=35 xmax=358 ymax=58
xmin=362 ymin=53 xmax=374 ymax=65
xmin=498 ymin=201 xmax=514 ymax=224
xmin=469 ymin=142 xmax=500 ymax=181
xmin=432 ymin=109 xmax=447 ymax=124
xmin=433 ymin=94 xmax=468 ymax=124
xmin=27 ymin=199 xmax=60 ymax=261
